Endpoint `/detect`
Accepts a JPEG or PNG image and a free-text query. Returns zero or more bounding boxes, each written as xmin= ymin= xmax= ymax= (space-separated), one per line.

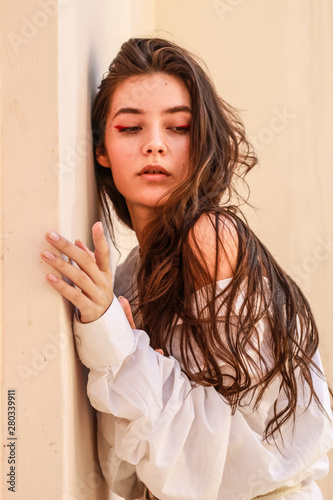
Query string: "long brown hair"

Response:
xmin=91 ymin=38 xmax=328 ymax=441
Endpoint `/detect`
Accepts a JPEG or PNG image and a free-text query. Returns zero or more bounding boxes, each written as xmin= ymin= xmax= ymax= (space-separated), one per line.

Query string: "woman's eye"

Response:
xmin=115 ymin=126 xmax=141 ymax=133
xmin=169 ymin=125 xmax=191 ymax=134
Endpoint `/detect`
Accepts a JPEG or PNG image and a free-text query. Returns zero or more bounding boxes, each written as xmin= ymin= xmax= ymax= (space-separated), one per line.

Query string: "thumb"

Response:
xmin=92 ymin=221 xmax=110 ymax=273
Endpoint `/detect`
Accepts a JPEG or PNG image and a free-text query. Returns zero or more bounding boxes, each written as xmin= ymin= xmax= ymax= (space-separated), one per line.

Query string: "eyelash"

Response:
xmin=115 ymin=126 xmax=191 ymax=135
xmin=172 ymin=126 xmax=191 ymax=134
xmin=115 ymin=126 xmax=139 ymax=133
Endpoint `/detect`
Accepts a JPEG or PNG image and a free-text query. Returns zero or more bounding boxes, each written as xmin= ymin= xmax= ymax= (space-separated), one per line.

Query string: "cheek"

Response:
xmin=179 ymin=136 xmax=190 ymax=156
xmin=178 ymin=140 xmax=190 ymax=180
xmin=177 ymin=139 xmax=190 ymax=167
xmin=109 ymin=166 xmax=128 ymax=197
xmin=108 ymin=150 xmax=132 ymax=179
xmin=108 ymin=149 xmax=134 ymax=192
xmin=108 ymin=139 xmax=137 ymax=164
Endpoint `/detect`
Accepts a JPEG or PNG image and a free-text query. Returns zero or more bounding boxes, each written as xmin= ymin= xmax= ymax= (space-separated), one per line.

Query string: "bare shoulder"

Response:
xmin=188 ymin=212 xmax=238 ymax=283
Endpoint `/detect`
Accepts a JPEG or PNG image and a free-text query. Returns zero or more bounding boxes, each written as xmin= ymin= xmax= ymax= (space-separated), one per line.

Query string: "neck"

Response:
xmin=127 ymin=205 xmax=156 ymax=247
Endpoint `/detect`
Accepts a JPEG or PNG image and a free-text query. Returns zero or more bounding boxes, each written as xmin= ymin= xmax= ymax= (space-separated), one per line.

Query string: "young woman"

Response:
xmin=41 ymin=38 xmax=333 ymax=499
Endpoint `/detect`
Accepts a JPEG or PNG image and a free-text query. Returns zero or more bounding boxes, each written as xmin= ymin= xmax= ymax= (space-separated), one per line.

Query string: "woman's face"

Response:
xmin=96 ymin=72 xmax=192 ymax=222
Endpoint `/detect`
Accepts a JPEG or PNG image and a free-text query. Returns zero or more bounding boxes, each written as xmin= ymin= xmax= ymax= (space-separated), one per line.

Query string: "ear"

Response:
xmin=96 ymin=145 xmax=111 ymax=168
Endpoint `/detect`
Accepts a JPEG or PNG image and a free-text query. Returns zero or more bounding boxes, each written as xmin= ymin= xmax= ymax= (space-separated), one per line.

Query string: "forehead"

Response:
xmin=110 ymin=73 xmax=191 ymax=114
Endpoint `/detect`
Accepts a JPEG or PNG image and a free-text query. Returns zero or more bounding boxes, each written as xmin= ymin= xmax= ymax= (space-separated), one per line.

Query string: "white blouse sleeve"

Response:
xmin=73 ymin=297 xmax=333 ymax=500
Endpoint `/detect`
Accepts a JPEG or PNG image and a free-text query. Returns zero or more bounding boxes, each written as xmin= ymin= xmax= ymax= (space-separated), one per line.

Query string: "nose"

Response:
xmin=143 ymin=126 xmax=166 ymax=155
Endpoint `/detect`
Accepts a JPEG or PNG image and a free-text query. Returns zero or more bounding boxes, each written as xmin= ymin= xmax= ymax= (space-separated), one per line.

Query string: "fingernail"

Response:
xmin=41 ymin=250 xmax=55 ymax=260
xmin=97 ymin=222 xmax=104 ymax=235
xmin=118 ymin=296 xmax=124 ymax=302
xmin=46 ymin=231 xmax=60 ymax=242
xmin=47 ymin=273 xmax=58 ymax=283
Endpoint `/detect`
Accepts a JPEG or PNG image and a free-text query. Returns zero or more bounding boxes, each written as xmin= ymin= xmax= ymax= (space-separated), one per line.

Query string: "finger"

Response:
xmin=41 ymin=250 xmax=98 ymax=299
xmin=45 ymin=272 xmax=107 ymax=323
xmin=44 ymin=231 xmax=114 ymax=316
xmin=118 ymin=296 xmax=136 ymax=328
xmin=75 ymin=239 xmax=96 ymax=261
xmin=45 ymin=231 xmax=103 ymax=286
xmin=45 ymin=272 xmax=93 ymax=311
xmin=155 ymin=349 xmax=164 ymax=356
xmin=92 ymin=222 xmax=111 ymax=273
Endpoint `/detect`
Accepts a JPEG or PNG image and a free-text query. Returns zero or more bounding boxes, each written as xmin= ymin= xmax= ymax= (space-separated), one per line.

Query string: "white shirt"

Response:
xmin=73 ymin=247 xmax=333 ymax=500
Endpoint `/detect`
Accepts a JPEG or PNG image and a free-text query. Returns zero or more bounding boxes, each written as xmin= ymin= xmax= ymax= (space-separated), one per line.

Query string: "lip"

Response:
xmin=138 ymin=164 xmax=170 ymax=176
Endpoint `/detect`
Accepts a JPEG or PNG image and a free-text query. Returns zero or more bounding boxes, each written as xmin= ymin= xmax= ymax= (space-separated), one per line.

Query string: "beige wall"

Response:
xmin=1 ymin=1 xmax=332 ymax=499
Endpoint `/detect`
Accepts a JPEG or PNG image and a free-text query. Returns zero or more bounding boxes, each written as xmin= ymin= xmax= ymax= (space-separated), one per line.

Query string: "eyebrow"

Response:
xmin=112 ymin=105 xmax=192 ymax=119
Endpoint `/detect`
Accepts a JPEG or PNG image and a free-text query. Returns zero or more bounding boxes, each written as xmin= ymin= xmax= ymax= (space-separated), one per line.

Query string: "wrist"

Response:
xmin=79 ymin=293 xmax=114 ymax=324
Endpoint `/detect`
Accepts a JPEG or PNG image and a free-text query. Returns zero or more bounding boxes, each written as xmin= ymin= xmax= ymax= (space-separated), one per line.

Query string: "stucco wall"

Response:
xmin=1 ymin=1 xmax=332 ymax=499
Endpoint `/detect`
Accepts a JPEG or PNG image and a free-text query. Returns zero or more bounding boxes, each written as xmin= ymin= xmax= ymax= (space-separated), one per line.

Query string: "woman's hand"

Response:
xmin=118 ymin=296 xmax=136 ymax=328
xmin=118 ymin=296 xmax=164 ymax=356
xmin=41 ymin=221 xmax=113 ymax=323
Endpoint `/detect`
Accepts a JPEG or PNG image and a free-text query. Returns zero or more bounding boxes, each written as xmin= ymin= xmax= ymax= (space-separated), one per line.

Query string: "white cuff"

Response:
xmin=73 ymin=296 xmax=135 ymax=370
